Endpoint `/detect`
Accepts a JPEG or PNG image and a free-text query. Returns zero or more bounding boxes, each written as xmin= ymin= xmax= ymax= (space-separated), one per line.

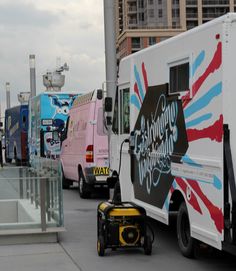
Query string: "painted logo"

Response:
xmin=131 ymin=84 xmax=188 ymax=208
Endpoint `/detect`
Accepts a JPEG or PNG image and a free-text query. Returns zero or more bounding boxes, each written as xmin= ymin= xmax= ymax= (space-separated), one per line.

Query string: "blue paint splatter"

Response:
xmin=185 ymin=113 xmax=212 ymax=129
xmin=191 ymin=50 xmax=205 ymax=77
xmin=134 ymin=65 xmax=144 ymax=101
xmin=182 ymin=155 xmax=202 ymax=168
xmin=186 ymin=176 xmax=222 ymax=190
xmin=172 ymin=180 xmax=177 ymax=189
xmin=131 ymin=94 xmax=141 ymax=110
xmin=184 ymin=82 xmax=222 ymax=119
xmin=213 ymin=175 xmax=222 ymax=190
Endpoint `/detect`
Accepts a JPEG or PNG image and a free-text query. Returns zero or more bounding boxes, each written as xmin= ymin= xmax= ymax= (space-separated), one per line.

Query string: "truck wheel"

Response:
xmin=78 ymin=172 xmax=90 ymax=199
xmin=5 ymin=158 xmax=12 ymax=163
xmin=177 ymin=202 xmax=195 ymax=258
xmin=62 ymin=173 xmax=70 ymax=189
xmin=144 ymin=235 xmax=152 ymax=255
xmin=97 ymin=236 xmax=105 ymax=256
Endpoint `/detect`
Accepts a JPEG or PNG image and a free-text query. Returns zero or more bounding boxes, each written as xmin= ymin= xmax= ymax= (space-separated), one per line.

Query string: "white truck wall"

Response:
xmin=115 ymin=15 xmax=236 ymax=250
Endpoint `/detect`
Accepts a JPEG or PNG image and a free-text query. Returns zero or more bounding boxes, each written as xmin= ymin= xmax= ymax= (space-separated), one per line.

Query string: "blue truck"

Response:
xmin=5 ymin=105 xmax=29 ymax=164
xmin=28 ymin=92 xmax=78 ymax=163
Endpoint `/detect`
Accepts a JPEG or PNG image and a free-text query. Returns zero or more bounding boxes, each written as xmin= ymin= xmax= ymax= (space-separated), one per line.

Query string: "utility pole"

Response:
xmin=6 ymin=82 xmax=11 ymax=109
xmin=103 ymin=0 xmax=117 ymax=106
xmin=29 ymin=54 xmax=36 ymax=97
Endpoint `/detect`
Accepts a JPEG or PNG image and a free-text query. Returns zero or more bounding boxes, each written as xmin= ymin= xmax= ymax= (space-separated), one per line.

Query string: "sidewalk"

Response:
xmin=0 ymin=243 xmax=81 ymax=271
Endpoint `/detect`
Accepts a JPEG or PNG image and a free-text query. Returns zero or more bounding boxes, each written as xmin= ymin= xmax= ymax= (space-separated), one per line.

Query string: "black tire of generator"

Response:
xmin=177 ymin=202 xmax=195 ymax=258
xmin=144 ymin=235 xmax=152 ymax=255
xmin=97 ymin=235 xmax=105 ymax=256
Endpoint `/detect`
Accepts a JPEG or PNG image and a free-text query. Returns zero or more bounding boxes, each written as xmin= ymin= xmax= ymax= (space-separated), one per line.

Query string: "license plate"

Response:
xmin=93 ymin=167 xmax=109 ymax=176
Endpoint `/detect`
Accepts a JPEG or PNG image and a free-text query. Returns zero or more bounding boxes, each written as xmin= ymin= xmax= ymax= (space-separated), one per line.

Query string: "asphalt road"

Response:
xmin=60 ymin=186 xmax=236 ymax=271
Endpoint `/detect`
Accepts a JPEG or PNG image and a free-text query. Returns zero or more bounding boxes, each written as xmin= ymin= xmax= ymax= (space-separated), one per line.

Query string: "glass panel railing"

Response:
xmin=0 ymin=158 xmax=63 ymax=232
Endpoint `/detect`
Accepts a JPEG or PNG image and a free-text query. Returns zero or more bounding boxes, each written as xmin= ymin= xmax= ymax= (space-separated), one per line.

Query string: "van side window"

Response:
xmin=169 ymin=60 xmax=189 ymax=94
xmin=120 ymin=88 xmax=130 ymax=134
xmin=97 ymin=108 xmax=107 ymax=136
xmin=112 ymin=89 xmax=119 ymax=134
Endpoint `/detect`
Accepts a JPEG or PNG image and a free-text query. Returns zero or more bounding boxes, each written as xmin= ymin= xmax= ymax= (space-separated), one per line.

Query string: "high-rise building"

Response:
xmin=116 ymin=0 xmax=236 ymax=60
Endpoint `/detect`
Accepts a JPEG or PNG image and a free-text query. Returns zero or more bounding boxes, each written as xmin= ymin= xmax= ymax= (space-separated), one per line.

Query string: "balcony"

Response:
xmin=186 ymin=0 xmax=198 ymax=5
xmin=202 ymin=0 xmax=230 ymax=6
xmin=186 ymin=12 xmax=198 ymax=19
xmin=128 ymin=6 xmax=137 ymax=14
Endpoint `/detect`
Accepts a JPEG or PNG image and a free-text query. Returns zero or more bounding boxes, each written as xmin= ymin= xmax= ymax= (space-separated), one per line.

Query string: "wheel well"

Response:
xmin=169 ymin=190 xmax=185 ymax=213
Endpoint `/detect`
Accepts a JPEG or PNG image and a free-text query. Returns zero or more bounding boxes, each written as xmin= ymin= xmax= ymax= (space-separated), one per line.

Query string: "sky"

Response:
xmin=0 ymin=0 xmax=105 ymax=116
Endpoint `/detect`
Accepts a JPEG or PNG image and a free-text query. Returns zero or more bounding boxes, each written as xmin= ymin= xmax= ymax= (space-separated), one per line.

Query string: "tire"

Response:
xmin=62 ymin=173 xmax=70 ymax=189
xmin=5 ymin=157 xmax=12 ymax=163
xmin=144 ymin=235 xmax=152 ymax=255
xmin=78 ymin=171 xmax=90 ymax=199
xmin=177 ymin=202 xmax=195 ymax=258
xmin=97 ymin=235 xmax=105 ymax=256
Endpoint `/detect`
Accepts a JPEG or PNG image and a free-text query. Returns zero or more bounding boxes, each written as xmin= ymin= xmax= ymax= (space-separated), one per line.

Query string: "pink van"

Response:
xmin=60 ymin=89 xmax=109 ymax=198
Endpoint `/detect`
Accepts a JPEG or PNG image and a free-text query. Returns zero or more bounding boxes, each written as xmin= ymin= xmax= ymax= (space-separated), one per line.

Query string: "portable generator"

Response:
xmin=97 ymin=201 xmax=152 ymax=256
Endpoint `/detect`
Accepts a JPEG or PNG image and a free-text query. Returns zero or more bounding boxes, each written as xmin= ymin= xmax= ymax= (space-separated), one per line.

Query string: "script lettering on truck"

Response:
xmin=131 ymin=84 xmax=189 ymax=208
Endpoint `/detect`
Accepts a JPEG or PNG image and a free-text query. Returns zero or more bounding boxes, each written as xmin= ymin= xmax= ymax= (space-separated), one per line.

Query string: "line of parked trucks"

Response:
xmin=3 ymin=14 xmax=236 ymax=257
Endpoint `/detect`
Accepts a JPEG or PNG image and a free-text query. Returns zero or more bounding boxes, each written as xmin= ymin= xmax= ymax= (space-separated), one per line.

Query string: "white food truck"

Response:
xmin=107 ymin=13 xmax=236 ymax=257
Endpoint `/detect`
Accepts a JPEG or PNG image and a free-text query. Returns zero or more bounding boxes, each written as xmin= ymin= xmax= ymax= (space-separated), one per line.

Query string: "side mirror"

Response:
xmin=0 ymin=122 xmax=3 ymax=128
xmin=104 ymin=97 xmax=112 ymax=112
xmin=97 ymin=89 xmax=103 ymax=100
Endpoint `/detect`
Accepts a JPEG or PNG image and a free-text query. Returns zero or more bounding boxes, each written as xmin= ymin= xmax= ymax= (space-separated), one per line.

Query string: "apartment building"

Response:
xmin=116 ymin=0 xmax=236 ymax=60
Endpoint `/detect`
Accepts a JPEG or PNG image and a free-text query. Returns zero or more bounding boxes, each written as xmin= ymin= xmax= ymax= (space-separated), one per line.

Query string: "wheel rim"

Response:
xmin=181 ymin=212 xmax=190 ymax=247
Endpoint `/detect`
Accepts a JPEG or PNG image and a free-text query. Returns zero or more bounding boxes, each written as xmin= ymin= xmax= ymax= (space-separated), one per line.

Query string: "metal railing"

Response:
xmin=0 ymin=158 xmax=63 ymax=232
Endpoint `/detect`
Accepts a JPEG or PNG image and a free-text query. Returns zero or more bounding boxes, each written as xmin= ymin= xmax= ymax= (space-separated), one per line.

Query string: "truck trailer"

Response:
xmin=108 ymin=13 xmax=236 ymax=256
xmin=28 ymin=92 xmax=78 ymax=163
xmin=5 ymin=105 xmax=28 ymax=165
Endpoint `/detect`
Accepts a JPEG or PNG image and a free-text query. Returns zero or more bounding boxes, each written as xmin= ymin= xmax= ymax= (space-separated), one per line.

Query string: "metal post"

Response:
xmin=26 ymin=168 xmax=30 ymax=199
xmin=29 ymin=55 xmax=36 ymax=97
xmin=19 ymin=167 xmax=24 ymax=199
xmin=103 ymin=0 xmax=117 ymax=102
xmin=6 ymin=82 xmax=11 ymax=109
xmin=40 ymin=177 xmax=47 ymax=232
xmin=103 ymin=0 xmax=117 ymax=163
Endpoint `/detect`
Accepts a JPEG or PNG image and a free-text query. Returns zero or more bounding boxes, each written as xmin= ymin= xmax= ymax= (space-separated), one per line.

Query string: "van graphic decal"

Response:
xmin=131 ymin=84 xmax=188 ymax=208
xmin=130 ymin=39 xmax=224 ymax=232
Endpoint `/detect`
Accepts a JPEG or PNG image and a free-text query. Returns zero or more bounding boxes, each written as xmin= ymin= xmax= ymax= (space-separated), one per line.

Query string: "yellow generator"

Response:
xmin=97 ymin=201 xmax=152 ymax=256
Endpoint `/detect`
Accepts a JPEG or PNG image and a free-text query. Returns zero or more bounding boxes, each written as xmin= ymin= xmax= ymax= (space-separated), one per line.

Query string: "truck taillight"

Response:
xmin=86 ymin=145 xmax=94 ymax=162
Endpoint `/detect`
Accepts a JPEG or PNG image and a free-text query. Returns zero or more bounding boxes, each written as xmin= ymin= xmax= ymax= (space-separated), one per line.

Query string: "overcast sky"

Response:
xmin=0 ymin=0 xmax=105 ymax=116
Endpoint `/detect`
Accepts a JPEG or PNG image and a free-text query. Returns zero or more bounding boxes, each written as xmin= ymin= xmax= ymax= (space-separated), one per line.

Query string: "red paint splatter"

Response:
xmin=175 ymin=178 xmax=202 ymax=215
xmin=134 ymin=82 xmax=142 ymax=103
xmin=187 ymin=115 xmax=223 ymax=143
xmin=142 ymin=62 xmax=148 ymax=93
xmin=182 ymin=42 xmax=222 ymax=108
xmin=186 ymin=178 xmax=224 ymax=233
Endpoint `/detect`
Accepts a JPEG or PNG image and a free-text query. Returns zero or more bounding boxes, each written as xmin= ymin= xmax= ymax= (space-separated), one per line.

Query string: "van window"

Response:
xmin=120 ymin=88 xmax=130 ymax=134
xmin=112 ymin=89 xmax=119 ymax=134
xmin=169 ymin=61 xmax=189 ymax=94
xmin=97 ymin=108 xmax=107 ymax=136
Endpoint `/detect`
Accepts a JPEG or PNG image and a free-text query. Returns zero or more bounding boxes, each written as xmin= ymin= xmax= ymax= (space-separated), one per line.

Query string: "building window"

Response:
xmin=149 ymin=0 xmax=154 ymax=4
xmin=172 ymin=0 xmax=179 ymax=5
xmin=158 ymin=9 xmax=163 ymax=17
xmin=148 ymin=9 xmax=154 ymax=17
xmin=169 ymin=61 xmax=189 ymax=94
xmin=158 ymin=0 xmax=162 ymax=4
xmin=172 ymin=8 xmax=180 ymax=18
xmin=149 ymin=37 xmax=156 ymax=45
xmin=138 ymin=0 xmax=144 ymax=9
xmin=132 ymin=37 xmax=141 ymax=49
